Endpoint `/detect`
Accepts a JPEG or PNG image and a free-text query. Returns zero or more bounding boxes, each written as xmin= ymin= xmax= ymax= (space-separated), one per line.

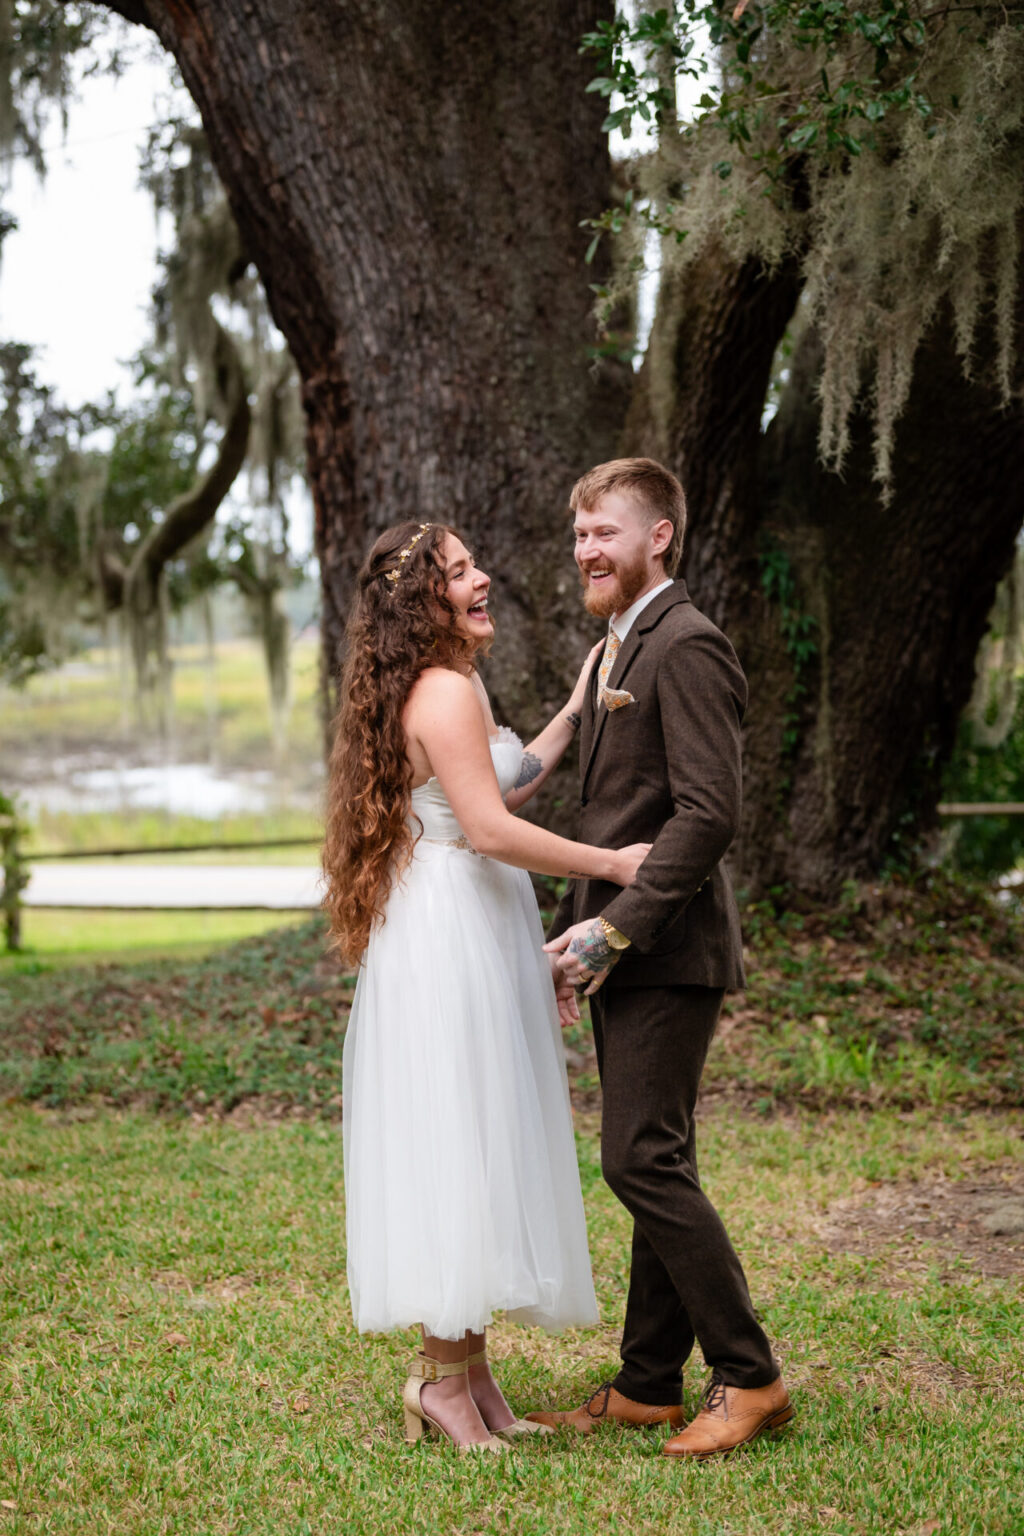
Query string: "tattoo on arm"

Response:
xmin=567 ymin=921 xmax=618 ymax=976
xmin=568 ymin=870 xmax=585 ymax=878
xmin=513 ymin=751 xmax=544 ymax=791
xmin=565 ymin=711 xmax=582 ymax=733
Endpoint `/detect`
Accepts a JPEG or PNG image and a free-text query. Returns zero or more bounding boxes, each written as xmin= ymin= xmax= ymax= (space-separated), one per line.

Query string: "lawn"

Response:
xmin=1 ymin=1105 xmax=1021 ymax=1535
xmin=0 ymin=875 xmax=1021 ymax=1533
xmin=2 ymin=907 xmax=311 ymax=969
xmin=0 ymin=638 xmax=324 ymax=783
xmin=3 ymin=874 xmax=1020 ymax=1113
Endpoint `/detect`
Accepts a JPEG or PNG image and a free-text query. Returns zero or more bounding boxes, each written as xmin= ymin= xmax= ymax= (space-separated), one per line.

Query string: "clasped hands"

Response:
xmin=544 ymin=917 xmax=623 ymax=1028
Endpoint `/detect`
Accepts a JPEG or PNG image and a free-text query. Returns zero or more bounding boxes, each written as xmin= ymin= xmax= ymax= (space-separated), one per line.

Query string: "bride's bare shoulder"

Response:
xmin=405 ymin=666 xmax=479 ymax=724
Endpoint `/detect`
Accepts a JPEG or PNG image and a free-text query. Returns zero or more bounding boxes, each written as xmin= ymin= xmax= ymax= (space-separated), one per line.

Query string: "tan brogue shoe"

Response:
xmin=524 ymin=1381 xmax=684 ymax=1435
xmin=662 ymin=1372 xmax=793 ymax=1460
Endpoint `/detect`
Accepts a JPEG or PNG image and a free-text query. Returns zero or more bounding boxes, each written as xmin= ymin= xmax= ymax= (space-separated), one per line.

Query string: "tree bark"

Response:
xmin=101 ymin=0 xmax=628 ymax=757
xmin=632 ymin=242 xmax=1024 ymax=897
xmin=88 ymin=0 xmax=1024 ymax=894
xmin=747 ymin=304 xmax=1024 ymax=895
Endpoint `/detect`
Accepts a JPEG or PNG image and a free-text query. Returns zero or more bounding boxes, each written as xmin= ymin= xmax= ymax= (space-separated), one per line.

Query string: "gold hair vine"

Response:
xmin=385 ymin=524 xmax=432 ymax=585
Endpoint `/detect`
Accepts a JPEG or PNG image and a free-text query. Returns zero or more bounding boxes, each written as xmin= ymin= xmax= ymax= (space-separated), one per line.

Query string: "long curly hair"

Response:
xmin=322 ymin=521 xmax=478 ymax=963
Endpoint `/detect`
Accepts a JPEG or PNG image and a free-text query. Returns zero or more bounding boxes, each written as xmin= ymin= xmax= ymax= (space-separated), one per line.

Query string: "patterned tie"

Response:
xmin=598 ymin=627 xmax=621 ymax=698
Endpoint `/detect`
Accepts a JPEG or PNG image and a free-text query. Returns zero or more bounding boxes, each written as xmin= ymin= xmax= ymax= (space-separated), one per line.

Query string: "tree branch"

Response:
xmin=129 ymin=323 xmax=250 ymax=593
xmin=624 ymin=242 xmax=802 ymax=621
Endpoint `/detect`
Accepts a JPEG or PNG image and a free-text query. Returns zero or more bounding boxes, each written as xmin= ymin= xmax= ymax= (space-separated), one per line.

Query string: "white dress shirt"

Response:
xmin=610 ymin=578 xmax=674 ymax=644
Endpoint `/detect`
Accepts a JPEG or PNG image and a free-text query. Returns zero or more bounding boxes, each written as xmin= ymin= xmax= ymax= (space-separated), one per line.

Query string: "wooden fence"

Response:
xmin=0 ymin=820 xmax=320 ymax=950
xmin=2 ymin=806 xmax=1022 ymax=954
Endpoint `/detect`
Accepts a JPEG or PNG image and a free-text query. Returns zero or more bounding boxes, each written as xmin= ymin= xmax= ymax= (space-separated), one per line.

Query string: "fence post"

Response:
xmin=0 ymin=811 xmax=27 ymax=953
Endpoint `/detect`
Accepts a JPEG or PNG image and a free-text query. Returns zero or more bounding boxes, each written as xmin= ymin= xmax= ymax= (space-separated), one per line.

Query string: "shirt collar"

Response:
xmin=610 ymin=578 xmax=674 ymax=642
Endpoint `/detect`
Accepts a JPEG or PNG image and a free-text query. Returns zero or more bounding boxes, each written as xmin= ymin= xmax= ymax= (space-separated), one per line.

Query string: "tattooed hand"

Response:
xmin=544 ymin=917 xmax=626 ymax=997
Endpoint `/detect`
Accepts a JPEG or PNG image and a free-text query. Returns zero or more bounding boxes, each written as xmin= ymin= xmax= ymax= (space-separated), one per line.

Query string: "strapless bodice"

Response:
xmin=410 ymin=725 xmax=524 ymax=842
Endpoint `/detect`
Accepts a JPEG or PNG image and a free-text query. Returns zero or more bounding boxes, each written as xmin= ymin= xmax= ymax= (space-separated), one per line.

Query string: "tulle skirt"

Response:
xmin=342 ymin=840 xmax=598 ymax=1340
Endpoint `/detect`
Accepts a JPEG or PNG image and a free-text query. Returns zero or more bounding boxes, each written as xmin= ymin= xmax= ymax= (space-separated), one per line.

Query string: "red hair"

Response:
xmin=321 ymin=521 xmax=476 ymax=962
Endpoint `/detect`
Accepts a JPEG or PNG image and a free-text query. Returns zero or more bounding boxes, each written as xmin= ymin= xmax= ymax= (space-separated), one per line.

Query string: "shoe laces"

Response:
xmin=585 ymin=1381 xmax=615 ymax=1419
xmin=701 ymin=1371 xmax=728 ymax=1417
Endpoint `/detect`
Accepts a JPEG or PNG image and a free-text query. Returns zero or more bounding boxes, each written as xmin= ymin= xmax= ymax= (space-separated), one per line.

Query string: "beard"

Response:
xmin=579 ymin=551 xmax=650 ymax=619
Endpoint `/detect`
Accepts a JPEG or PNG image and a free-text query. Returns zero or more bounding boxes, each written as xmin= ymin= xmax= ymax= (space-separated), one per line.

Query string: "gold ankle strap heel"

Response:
xmin=402 ymin=1353 xmax=506 ymax=1452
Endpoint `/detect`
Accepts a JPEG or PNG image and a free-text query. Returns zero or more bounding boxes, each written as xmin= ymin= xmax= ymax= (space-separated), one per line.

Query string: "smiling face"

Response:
xmin=573 ymin=490 xmax=674 ymax=620
xmin=440 ymin=532 xmax=493 ymax=647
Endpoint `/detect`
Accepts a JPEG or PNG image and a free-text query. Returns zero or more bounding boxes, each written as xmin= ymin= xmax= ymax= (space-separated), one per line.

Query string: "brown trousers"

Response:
xmin=590 ymin=983 xmax=778 ymax=1402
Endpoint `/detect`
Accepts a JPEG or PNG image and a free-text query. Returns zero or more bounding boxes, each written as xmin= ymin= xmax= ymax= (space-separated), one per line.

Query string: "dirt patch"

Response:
xmin=823 ymin=1168 xmax=1024 ymax=1280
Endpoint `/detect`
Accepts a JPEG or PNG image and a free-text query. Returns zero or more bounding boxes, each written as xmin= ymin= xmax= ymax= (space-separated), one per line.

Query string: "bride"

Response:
xmin=322 ymin=520 xmax=649 ymax=1451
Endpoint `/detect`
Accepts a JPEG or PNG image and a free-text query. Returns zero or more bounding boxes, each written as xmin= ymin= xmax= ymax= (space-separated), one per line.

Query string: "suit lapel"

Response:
xmin=581 ymin=581 xmax=690 ymax=794
xmin=579 ymin=648 xmax=602 ymax=767
xmin=582 ymin=626 xmax=642 ymax=789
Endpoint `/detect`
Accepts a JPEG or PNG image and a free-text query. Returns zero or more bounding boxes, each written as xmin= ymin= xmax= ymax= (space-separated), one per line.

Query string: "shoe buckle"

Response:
xmin=417 ymin=1358 xmax=440 ymax=1381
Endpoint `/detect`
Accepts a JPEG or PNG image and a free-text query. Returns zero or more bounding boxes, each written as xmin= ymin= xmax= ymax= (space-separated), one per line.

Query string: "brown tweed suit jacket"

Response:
xmin=550 ymin=580 xmax=746 ymax=990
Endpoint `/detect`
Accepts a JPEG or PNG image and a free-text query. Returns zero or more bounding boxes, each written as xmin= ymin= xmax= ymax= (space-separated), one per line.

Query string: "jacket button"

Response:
xmin=580 ymin=796 xmax=588 ymax=808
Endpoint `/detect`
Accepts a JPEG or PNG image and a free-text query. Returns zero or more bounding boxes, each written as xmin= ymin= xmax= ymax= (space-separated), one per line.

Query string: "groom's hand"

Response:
xmin=544 ymin=918 xmax=626 ymax=997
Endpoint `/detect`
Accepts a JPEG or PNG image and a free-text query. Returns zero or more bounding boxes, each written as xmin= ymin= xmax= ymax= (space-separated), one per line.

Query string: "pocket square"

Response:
xmin=602 ymin=687 xmax=635 ymax=711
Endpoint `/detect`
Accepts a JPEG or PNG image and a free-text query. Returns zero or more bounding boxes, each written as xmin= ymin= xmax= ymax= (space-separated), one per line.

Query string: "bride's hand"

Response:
xmin=567 ymin=640 xmax=605 ymax=714
xmin=613 ymin=842 xmax=652 ymax=886
xmin=548 ymin=952 xmax=581 ymax=1028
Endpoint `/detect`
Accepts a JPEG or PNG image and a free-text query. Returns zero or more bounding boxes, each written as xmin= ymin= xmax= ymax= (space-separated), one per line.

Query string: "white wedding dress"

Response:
xmin=342 ymin=728 xmax=598 ymax=1340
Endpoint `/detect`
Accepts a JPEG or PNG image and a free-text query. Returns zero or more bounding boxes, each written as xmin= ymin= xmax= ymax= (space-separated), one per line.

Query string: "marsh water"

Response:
xmin=12 ymin=758 xmax=284 ymax=818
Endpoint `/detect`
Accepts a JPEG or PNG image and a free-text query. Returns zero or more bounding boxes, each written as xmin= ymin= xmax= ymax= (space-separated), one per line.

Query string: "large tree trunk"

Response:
xmin=94 ymin=0 xmax=1024 ymax=894
xmin=102 ymin=0 xmax=628 ymax=759
xmin=629 ymin=246 xmax=1024 ymax=897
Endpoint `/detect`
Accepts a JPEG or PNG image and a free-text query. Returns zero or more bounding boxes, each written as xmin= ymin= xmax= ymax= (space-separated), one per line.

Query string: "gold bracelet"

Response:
xmin=598 ymin=916 xmax=631 ymax=951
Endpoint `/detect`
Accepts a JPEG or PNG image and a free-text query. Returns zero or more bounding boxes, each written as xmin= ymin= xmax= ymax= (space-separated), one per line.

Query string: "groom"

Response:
xmin=527 ymin=458 xmax=792 ymax=1459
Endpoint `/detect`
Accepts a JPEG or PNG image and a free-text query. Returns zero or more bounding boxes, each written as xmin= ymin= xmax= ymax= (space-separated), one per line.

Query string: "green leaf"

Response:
xmin=787 ymin=122 xmax=819 ymax=150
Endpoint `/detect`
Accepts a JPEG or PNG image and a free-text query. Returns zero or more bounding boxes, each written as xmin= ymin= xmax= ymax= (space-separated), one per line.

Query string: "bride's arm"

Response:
xmin=503 ymin=640 xmax=603 ymax=812
xmin=409 ymin=668 xmax=645 ymax=884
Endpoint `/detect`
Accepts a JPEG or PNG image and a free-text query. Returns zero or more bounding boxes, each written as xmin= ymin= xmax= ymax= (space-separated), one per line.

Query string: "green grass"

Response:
xmin=2 ymin=870 xmax=1022 ymax=1114
xmin=0 ymin=638 xmax=323 ymax=778
xmin=715 ymin=872 xmax=1024 ymax=1110
xmin=0 ymin=921 xmax=350 ymax=1114
xmin=0 ymin=1105 xmax=1021 ymax=1535
xmin=3 ymin=642 xmax=1022 ymax=1529
xmin=24 ymin=810 xmax=322 ymax=861
xmin=1 ymin=908 xmax=311 ymax=969
xmin=1 ymin=884 xmax=1022 ymax=1531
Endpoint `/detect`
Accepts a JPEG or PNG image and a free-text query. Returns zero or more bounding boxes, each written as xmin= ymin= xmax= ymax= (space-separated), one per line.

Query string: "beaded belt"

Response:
xmin=421 ymin=834 xmax=479 ymax=854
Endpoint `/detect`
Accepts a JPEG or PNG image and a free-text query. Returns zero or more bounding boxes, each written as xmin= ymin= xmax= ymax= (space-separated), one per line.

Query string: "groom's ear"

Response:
xmin=650 ymin=519 xmax=674 ymax=560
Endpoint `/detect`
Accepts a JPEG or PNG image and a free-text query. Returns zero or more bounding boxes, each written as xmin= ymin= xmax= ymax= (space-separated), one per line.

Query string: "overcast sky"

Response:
xmin=0 ymin=48 xmax=320 ymax=559
xmin=0 ymin=50 xmax=178 ymax=407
